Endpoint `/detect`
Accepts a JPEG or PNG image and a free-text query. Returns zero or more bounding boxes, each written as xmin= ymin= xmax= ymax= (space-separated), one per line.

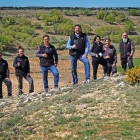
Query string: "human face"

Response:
xmin=0 ymin=53 xmax=2 ymax=60
xmin=96 ymin=37 xmax=100 ymax=44
xmin=122 ymin=33 xmax=128 ymax=39
xmin=74 ymin=26 xmax=81 ymax=35
xmin=43 ymin=37 xmax=50 ymax=45
xmin=18 ymin=49 xmax=24 ymax=57
xmin=105 ymin=40 xmax=110 ymax=47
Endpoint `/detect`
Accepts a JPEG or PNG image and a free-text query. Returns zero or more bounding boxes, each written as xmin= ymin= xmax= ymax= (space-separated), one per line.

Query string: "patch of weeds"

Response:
xmin=0 ymin=114 xmax=23 ymax=130
xmin=24 ymin=131 xmax=31 ymax=135
xmin=78 ymin=129 xmax=98 ymax=135
xmin=68 ymin=116 xmax=81 ymax=122
xmin=0 ymin=113 xmax=4 ymax=118
xmin=78 ymin=97 xmax=94 ymax=104
xmin=64 ymin=135 xmax=73 ymax=139
xmin=57 ymin=116 xmax=68 ymax=124
xmin=121 ymin=130 xmax=132 ymax=136
xmin=66 ymin=105 xmax=77 ymax=114
xmin=130 ymin=114 xmax=138 ymax=118
xmin=69 ymin=122 xmax=77 ymax=128
xmin=83 ymin=121 xmax=92 ymax=127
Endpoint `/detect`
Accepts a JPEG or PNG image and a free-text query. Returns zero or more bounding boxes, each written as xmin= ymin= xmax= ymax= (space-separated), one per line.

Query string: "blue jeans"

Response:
xmin=41 ymin=65 xmax=59 ymax=90
xmin=70 ymin=54 xmax=90 ymax=85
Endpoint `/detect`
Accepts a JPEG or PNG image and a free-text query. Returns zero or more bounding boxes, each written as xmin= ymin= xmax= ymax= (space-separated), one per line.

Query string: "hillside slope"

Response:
xmin=0 ymin=75 xmax=140 ymax=140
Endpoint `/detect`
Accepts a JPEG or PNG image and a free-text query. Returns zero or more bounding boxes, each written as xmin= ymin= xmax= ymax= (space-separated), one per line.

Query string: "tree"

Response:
xmin=96 ymin=10 xmax=109 ymax=19
xmin=115 ymin=13 xmax=125 ymax=23
xmin=128 ymin=9 xmax=137 ymax=16
xmin=51 ymin=36 xmax=57 ymax=43
xmin=30 ymin=37 xmax=43 ymax=49
xmin=104 ymin=14 xmax=115 ymax=24
xmin=35 ymin=13 xmax=41 ymax=20
xmin=71 ymin=9 xmax=78 ymax=16
xmin=33 ymin=22 xmax=42 ymax=29
xmin=16 ymin=17 xmax=31 ymax=26
xmin=8 ymin=17 xmax=16 ymax=25
xmin=21 ymin=26 xmax=35 ymax=35
xmin=43 ymin=26 xmax=53 ymax=34
xmin=63 ymin=10 xmax=69 ymax=15
xmin=83 ymin=10 xmax=91 ymax=16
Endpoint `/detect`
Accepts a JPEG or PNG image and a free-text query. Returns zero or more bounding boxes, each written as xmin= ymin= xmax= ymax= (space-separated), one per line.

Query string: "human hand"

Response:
xmin=5 ymin=77 xmax=10 ymax=81
xmin=54 ymin=63 xmax=57 ymax=67
xmin=106 ymin=56 xmax=110 ymax=59
xmin=27 ymin=73 xmax=30 ymax=77
xmin=112 ymin=64 xmax=116 ymax=68
xmin=43 ymin=53 xmax=47 ymax=57
xmin=96 ymin=54 xmax=99 ymax=58
xmin=82 ymin=54 xmax=87 ymax=59
xmin=17 ymin=62 xmax=20 ymax=66
xmin=72 ymin=44 xmax=77 ymax=49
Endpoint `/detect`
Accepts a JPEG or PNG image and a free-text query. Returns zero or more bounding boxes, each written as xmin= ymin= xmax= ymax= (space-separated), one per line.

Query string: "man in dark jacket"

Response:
xmin=118 ymin=32 xmax=135 ymax=71
xmin=66 ymin=24 xmax=90 ymax=85
xmin=0 ymin=52 xmax=12 ymax=98
xmin=36 ymin=35 xmax=59 ymax=92
xmin=13 ymin=47 xmax=34 ymax=95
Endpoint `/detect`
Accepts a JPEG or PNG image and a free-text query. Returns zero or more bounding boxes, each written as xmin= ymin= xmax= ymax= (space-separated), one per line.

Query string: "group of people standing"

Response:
xmin=0 ymin=24 xmax=135 ymax=98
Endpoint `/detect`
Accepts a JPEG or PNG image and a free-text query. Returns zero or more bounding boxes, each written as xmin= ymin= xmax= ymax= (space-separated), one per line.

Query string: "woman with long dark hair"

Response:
xmin=89 ymin=35 xmax=106 ymax=79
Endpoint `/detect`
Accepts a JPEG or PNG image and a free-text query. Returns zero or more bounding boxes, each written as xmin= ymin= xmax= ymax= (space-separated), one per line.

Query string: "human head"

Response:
xmin=43 ymin=34 xmax=50 ymax=45
xmin=122 ymin=32 xmax=128 ymax=43
xmin=93 ymin=35 xmax=101 ymax=43
xmin=18 ymin=46 xmax=24 ymax=57
xmin=0 ymin=52 xmax=2 ymax=60
xmin=105 ymin=37 xmax=111 ymax=47
xmin=74 ymin=24 xmax=81 ymax=35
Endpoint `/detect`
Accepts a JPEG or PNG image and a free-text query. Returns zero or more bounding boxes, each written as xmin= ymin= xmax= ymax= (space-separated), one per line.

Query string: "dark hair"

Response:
xmin=105 ymin=37 xmax=111 ymax=42
xmin=43 ymin=34 xmax=50 ymax=39
xmin=18 ymin=46 xmax=24 ymax=52
xmin=75 ymin=24 xmax=81 ymax=29
xmin=93 ymin=35 xmax=101 ymax=43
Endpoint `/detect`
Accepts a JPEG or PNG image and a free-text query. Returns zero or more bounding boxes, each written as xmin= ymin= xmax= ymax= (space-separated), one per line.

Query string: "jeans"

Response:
xmin=41 ymin=65 xmax=59 ymax=90
xmin=0 ymin=77 xmax=12 ymax=98
xmin=16 ymin=75 xmax=34 ymax=94
xmin=121 ymin=58 xmax=134 ymax=70
xmin=70 ymin=54 xmax=90 ymax=85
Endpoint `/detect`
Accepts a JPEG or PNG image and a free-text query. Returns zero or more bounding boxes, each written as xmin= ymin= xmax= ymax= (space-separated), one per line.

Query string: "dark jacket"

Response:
xmin=89 ymin=42 xmax=104 ymax=61
xmin=13 ymin=54 xmax=30 ymax=76
xmin=0 ymin=58 xmax=9 ymax=80
xmin=69 ymin=32 xmax=87 ymax=56
xmin=118 ymin=38 xmax=135 ymax=59
xmin=103 ymin=45 xmax=117 ymax=64
xmin=36 ymin=44 xmax=58 ymax=67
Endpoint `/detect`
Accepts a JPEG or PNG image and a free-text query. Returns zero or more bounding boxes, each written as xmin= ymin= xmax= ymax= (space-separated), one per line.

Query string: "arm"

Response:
xmin=26 ymin=58 xmax=30 ymax=74
xmin=84 ymin=36 xmax=90 ymax=56
xmin=88 ymin=43 xmax=96 ymax=57
xmin=5 ymin=61 xmax=9 ymax=78
xmin=66 ymin=37 xmax=72 ymax=49
xmin=130 ymin=40 xmax=135 ymax=57
xmin=53 ymin=47 xmax=58 ymax=64
xmin=113 ymin=47 xmax=117 ymax=65
xmin=13 ymin=57 xmax=19 ymax=68
xmin=36 ymin=46 xmax=43 ymax=57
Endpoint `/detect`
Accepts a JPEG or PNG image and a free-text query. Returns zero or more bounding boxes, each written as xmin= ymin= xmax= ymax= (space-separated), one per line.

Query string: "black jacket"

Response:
xmin=13 ymin=54 xmax=30 ymax=76
xmin=89 ymin=42 xmax=103 ymax=61
xmin=69 ymin=32 xmax=87 ymax=56
xmin=0 ymin=58 xmax=9 ymax=80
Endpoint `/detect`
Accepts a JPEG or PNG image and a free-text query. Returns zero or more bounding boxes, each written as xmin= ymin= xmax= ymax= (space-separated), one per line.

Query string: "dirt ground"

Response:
xmin=2 ymin=49 xmax=140 ymax=97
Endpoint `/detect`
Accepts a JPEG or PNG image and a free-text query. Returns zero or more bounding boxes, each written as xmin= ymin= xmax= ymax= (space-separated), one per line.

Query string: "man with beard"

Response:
xmin=66 ymin=24 xmax=90 ymax=85
xmin=0 ymin=52 xmax=12 ymax=98
xmin=13 ymin=47 xmax=34 ymax=95
xmin=118 ymin=32 xmax=135 ymax=71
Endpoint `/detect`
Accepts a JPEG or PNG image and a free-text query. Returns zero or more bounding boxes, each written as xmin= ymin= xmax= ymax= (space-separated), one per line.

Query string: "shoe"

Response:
xmin=8 ymin=93 xmax=12 ymax=97
xmin=19 ymin=92 xmax=23 ymax=95
xmin=29 ymin=90 xmax=34 ymax=93
xmin=86 ymin=79 xmax=90 ymax=83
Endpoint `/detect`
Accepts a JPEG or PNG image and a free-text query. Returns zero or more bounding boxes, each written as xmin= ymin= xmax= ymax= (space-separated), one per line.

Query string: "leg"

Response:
xmin=23 ymin=75 xmax=34 ymax=93
xmin=3 ymin=78 xmax=12 ymax=96
xmin=107 ymin=63 xmax=112 ymax=76
xmin=0 ymin=81 xmax=2 ymax=98
xmin=16 ymin=75 xmax=23 ymax=94
xmin=49 ymin=65 xmax=59 ymax=88
xmin=121 ymin=58 xmax=127 ymax=71
xmin=92 ymin=60 xmax=99 ymax=80
xmin=41 ymin=66 xmax=48 ymax=91
xmin=127 ymin=58 xmax=134 ymax=69
xmin=79 ymin=55 xmax=90 ymax=81
xmin=100 ymin=59 xmax=107 ymax=76
xmin=70 ymin=55 xmax=78 ymax=85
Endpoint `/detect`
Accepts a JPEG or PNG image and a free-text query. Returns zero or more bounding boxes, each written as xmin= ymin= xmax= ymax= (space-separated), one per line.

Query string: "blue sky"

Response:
xmin=1 ymin=0 xmax=140 ymax=7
